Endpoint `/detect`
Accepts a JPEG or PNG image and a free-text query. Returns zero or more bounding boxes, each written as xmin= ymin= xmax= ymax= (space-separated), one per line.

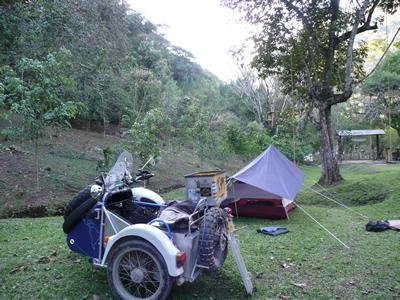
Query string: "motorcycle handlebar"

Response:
xmin=134 ymin=173 xmax=154 ymax=182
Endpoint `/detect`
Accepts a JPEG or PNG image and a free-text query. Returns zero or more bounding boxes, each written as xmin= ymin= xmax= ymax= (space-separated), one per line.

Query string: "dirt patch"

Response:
xmin=0 ymin=151 xmax=38 ymax=205
xmin=0 ymin=151 xmax=76 ymax=218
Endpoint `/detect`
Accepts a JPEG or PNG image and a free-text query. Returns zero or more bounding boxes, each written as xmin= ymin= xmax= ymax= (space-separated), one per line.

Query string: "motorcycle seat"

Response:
xmin=157 ymin=200 xmax=198 ymax=229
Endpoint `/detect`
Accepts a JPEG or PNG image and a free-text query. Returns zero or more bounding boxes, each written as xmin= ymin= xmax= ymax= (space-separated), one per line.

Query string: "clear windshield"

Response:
xmin=104 ymin=151 xmax=133 ymax=191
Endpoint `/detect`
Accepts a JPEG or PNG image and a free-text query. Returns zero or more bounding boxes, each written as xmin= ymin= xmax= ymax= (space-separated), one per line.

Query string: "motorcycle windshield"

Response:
xmin=104 ymin=151 xmax=134 ymax=191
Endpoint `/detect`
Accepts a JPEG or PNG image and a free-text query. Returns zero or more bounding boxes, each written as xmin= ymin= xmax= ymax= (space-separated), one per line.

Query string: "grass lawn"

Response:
xmin=0 ymin=163 xmax=400 ymax=299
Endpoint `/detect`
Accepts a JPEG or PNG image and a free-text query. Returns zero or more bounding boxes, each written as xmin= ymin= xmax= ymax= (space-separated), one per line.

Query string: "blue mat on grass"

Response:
xmin=257 ymin=226 xmax=289 ymax=236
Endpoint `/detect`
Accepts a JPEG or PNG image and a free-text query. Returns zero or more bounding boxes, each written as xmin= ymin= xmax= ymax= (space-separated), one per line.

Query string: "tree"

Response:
xmin=191 ymin=111 xmax=214 ymax=167
xmin=0 ymin=50 xmax=81 ymax=189
xmin=224 ymin=0 xmax=399 ymax=185
xmin=122 ymin=108 xmax=166 ymax=164
xmin=362 ymin=49 xmax=400 ymax=134
xmin=232 ymin=67 xmax=290 ymax=133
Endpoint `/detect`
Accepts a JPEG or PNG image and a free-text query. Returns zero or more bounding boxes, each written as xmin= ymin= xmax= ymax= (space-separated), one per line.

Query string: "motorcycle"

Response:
xmin=62 ymin=151 xmax=231 ymax=300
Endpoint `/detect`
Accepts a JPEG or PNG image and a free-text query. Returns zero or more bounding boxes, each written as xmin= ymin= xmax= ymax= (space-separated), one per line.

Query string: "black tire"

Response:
xmin=62 ymin=197 xmax=98 ymax=234
xmin=107 ymin=239 xmax=172 ymax=300
xmin=199 ymin=207 xmax=228 ymax=271
xmin=63 ymin=186 xmax=91 ymax=220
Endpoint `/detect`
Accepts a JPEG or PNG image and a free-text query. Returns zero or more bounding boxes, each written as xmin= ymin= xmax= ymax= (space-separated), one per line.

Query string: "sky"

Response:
xmin=126 ymin=0 xmax=253 ymax=82
xmin=126 ymin=1 xmax=400 ymax=82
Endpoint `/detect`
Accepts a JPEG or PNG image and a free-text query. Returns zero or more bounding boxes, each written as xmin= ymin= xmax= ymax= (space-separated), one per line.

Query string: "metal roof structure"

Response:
xmin=336 ymin=129 xmax=385 ymax=137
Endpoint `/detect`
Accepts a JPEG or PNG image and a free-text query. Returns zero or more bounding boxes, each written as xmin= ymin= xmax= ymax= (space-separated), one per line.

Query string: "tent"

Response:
xmin=224 ymin=145 xmax=304 ymax=219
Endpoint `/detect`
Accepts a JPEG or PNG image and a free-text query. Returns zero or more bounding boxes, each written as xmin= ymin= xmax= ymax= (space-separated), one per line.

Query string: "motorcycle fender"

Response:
xmin=102 ymin=223 xmax=183 ymax=277
xmin=131 ymin=187 xmax=165 ymax=204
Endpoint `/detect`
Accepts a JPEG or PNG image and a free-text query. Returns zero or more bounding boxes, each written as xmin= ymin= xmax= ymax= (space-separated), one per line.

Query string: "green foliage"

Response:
xmin=383 ymin=126 xmax=400 ymax=149
xmin=0 ymin=0 xmax=250 ymax=165
xmin=361 ymin=49 xmax=400 ymax=135
xmin=0 ymin=49 xmax=81 ymax=189
xmin=95 ymin=146 xmax=113 ymax=172
xmin=362 ymin=50 xmax=400 ymax=96
xmin=0 ymin=0 xmax=336 ymax=166
xmin=1 ymin=50 xmax=80 ymax=141
xmin=190 ymin=111 xmax=214 ymax=163
xmin=122 ymin=108 xmax=166 ymax=164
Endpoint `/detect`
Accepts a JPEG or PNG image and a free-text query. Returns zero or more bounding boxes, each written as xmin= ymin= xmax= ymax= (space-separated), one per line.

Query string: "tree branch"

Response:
xmin=344 ymin=0 xmax=371 ymax=93
xmin=329 ymin=91 xmax=353 ymax=106
xmin=281 ymin=0 xmax=327 ymax=54
xmin=336 ymin=0 xmax=379 ymax=42
xmin=323 ymin=0 xmax=340 ymax=87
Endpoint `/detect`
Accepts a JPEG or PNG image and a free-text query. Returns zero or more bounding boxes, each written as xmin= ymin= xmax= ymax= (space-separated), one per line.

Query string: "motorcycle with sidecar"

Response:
xmin=62 ymin=151 xmax=232 ymax=300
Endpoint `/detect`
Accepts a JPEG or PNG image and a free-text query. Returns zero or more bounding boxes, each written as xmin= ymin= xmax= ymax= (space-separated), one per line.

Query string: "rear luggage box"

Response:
xmin=184 ymin=171 xmax=227 ymax=206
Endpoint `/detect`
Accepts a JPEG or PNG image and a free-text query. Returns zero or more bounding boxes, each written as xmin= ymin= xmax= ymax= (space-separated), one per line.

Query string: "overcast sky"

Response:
xmin=126 ymin=1 xmax=400 ymax=82
xmin=126 ymin=0 xmax=252 ymax=82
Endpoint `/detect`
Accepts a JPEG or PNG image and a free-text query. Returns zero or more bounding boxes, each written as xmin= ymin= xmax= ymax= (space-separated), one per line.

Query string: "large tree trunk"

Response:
xmin=318 ymin=104 xmax=343 ymax=185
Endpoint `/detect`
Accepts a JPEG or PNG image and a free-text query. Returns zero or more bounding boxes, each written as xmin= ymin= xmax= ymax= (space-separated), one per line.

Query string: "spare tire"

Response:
xmin=62 ymin=197 xmax=98 ymax=234
xmin=198 ymin=207 xmax=228 ymax=271
xmin=63 ymin=186 xmax=91 ymax=220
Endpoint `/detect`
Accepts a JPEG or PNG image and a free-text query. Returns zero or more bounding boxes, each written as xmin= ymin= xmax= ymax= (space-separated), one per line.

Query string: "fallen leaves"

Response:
xmin=9 ymin=251 xmax=61 ymax=275
xmin=9 ymin=265 xmax=27 ymax=274
xmin=281 ymin=262 xmax=297 ymax=269
xmin=292 ymin=282 xmax=307 ymax=289
xmin=37 ymin=256 xmax=51 ymax=264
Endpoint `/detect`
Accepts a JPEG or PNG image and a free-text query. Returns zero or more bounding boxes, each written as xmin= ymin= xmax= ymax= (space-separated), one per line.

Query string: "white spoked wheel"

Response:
xmin=107 ymin=240 xmax=172 ymax=300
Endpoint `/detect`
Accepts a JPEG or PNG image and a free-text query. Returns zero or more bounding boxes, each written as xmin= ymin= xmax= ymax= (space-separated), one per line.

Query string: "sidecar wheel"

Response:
xmin=107 ymin=239 xmax=172 ymax=300
xmin=199 ymin=207 xmax=228 ymax=271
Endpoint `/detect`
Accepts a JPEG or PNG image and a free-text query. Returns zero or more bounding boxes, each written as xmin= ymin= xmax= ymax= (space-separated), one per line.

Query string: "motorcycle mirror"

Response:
xmin=147 ymin=156 xmax=156 ymax=167
xmin=90 ymin=184 xmax=103 ymax=199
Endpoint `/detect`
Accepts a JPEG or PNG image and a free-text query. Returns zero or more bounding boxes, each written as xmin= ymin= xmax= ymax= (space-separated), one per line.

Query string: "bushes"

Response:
xmin=223 ymin=120 xmax=316 ymax=162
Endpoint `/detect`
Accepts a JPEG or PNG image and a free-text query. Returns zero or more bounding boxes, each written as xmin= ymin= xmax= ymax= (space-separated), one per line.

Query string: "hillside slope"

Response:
xmin=0 ymin=127 xmax=243 ymax=217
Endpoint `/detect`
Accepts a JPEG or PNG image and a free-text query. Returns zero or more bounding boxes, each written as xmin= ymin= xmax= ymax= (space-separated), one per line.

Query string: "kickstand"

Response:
xmin=227 ymin=233 xmax=254 ymax=295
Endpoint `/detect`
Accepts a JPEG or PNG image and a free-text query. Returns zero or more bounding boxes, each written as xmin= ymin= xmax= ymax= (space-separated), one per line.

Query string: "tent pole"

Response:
xmin=234 ymin=199 xmax=239 ymax=219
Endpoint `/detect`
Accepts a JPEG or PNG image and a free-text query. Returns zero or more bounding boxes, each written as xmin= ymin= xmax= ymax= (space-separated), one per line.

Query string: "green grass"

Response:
xmin=1 ymin=163 xmax=400 ymax=299
xmin=162 ymin=187 xmax=186 ymax=200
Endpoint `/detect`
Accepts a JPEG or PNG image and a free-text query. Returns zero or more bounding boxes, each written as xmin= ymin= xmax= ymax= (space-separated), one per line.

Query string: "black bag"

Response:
xmin=122 ymin=202 xmax=157 ymax=225
xmin=365 ymin=220 xmax=390 ymax=232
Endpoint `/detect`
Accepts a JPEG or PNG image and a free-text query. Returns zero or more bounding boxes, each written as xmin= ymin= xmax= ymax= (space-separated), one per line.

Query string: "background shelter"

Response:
xmin=337 ymin=129 xmax=385 ymax=161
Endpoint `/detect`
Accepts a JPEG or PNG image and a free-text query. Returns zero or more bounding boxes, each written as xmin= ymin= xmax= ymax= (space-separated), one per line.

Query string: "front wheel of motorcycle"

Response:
xmin=107 ymin=239 xmax=172 ymax=300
